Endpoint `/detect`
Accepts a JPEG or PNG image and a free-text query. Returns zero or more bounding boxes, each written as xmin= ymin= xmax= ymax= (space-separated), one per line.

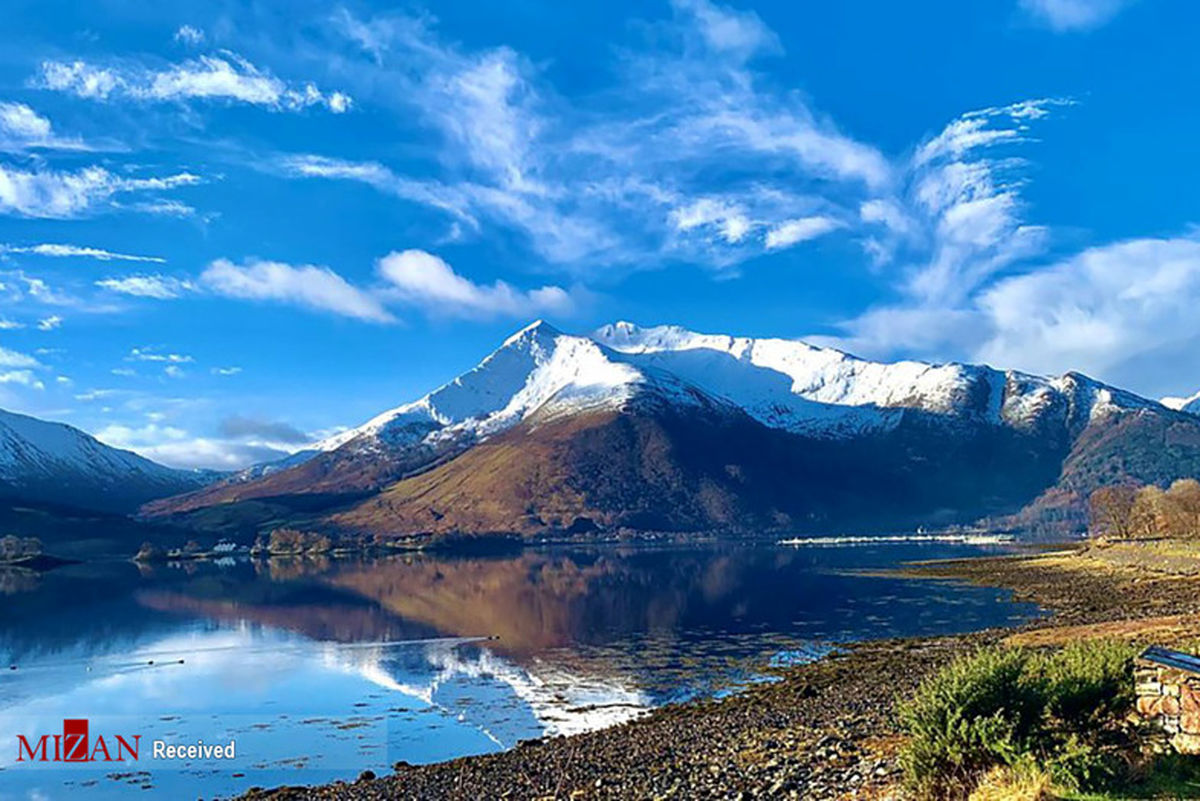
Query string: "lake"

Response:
xmin=0 ymin=539 xmax=1040 ymax=799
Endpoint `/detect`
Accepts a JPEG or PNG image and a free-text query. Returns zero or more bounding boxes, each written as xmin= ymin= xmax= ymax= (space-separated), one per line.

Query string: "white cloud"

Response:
xmin=279 ymin=155 xmax=475 ymax=225
xmin=830 ymin=99 xmax=1071 ymax=358
xmin=211 ymin=366 xmax=241 ymax=376
xmin=670 ymin=198 xmax=753 ymax=244
xmin=125 ymin=199 xmax=197 ymax=217
xmin=974 ymin=236 xmax=1200 ymax=378
xmin=1 ymin=242 xmax=165 ymax=262
xmin=96 ymin=274 xmax=192 ymax=298
xmin=0 ymin=318 xmax=23 ymax=330
xmin=127 ymin=347 xmax=193 ymax=363
xmin=36 ymin=315 xmax=62 ymax=331
xmin=200 ymin=258 xmax=395 ymax=323
xmin=39 ymin=55 xmax=352 ymax=113
xmin=669 ymin=0 xmax=781 ymax=60
xmin=377 ymin=249 xmax=573 ymax=318
xmin=422 ymin=48 xmax=542 ymax=192
xmin=0 ymin=165 xmax=117 ymax=218
xmin=74 ymin=388 xmax=123 ymax=402
xmin=820 ymin=234 xmax=1200 ymax=395
xmin=0 ymin=345 xmax=42 ymax=390
xmin=163 ymin=364 xmax=185 ymax=379
xmin=1019 ymin=0 xmax=1130 ymax=31
xmin=0 ymin=370 xmax=43 ymax=389
xmin=111 ymin=367 xmax=136 ymax=377
xmin=94 ymin=421 xmax=290 ymax=470
xmin=0 ymin=164 xmax=200 ymax=218
xmin=300 ymin=5 xmax=882 ymax=271
xmin=95 ymin=422 xmax=188 ymax=445
xmin=174 ymin=25 xmax=205 ymax=45
xmin=765 ymin=216 xmax=842 ymax=250
xmin=0 ymin=102 xmax=49 ymax=140
xmin=0 ymin=346 xmax=39 ymax=368
xmin=0 ymin=101 xmax=88 ymax=151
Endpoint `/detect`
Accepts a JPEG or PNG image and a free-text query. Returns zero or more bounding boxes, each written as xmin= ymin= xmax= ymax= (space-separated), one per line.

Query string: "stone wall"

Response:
xmin=1135 ymin=657 xmax=1200 ymax=754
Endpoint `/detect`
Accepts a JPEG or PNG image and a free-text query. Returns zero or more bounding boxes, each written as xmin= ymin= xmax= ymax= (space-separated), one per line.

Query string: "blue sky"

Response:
xmin=1 ymin=0 xmax=1197 ymax=469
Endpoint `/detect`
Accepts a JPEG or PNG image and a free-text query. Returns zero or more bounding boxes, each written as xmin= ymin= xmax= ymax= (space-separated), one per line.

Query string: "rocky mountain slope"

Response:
xmin=0 ymin=407 xmax=214 ymax=513
xmin=144 ymin=321 xmax=1200 ymax=537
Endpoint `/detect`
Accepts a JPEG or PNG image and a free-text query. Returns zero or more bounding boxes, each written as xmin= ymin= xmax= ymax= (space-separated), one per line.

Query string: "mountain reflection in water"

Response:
xmin=0 ymin=541 xmax=1038 ymax=799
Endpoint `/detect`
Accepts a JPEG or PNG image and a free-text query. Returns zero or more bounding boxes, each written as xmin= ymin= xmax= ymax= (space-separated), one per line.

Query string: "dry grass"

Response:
xmin=1083 ymin=539 xmax=1200 ymax=576
xmin=967 ymin=765 xmax=1054 ymax=801
xmin=1005 ymin=613 xmax=1200 ymax=649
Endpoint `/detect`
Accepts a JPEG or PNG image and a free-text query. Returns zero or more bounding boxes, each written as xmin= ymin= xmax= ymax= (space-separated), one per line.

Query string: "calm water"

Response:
xmin=0 ymin=540 xmax=1040 ymax=799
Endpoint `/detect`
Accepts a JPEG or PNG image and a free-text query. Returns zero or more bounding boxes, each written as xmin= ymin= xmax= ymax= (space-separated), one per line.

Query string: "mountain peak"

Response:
xmin=1162 ymin=389 xmax=1200 ymax=414
xmin=505 ymin=319 xmax=562 ymax=345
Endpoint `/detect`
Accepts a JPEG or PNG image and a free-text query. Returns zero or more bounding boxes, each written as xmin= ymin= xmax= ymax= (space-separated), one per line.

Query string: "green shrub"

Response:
xmin=1031 ymin=639 xmax=1137 ymax=731
xmin=898 ymin=646 xmax=1042 ymax=798
xmin=1043 ymin=733 xmax=1123 ymax=793
xmin=898 ymin=639 xmax=1138 ymax=799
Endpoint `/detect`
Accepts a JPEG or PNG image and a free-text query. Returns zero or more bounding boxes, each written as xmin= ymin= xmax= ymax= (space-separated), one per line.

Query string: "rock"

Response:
xmin=1182 ymin=685 xmax=1200 ymax=714
xmin=1137 ymin=695 xmax=1163 ymax=718
xmin=1172 ymin=732 xmax=1200 ymax=755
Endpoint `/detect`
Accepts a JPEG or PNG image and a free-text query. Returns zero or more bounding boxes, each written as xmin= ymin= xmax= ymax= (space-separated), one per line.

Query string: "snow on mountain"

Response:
xmin=1162 ymin=390 xmax=1200 ymax=415
xmin=0 ymin=407 xmax=211 ymax=511
xmin=592 ymin=321 xmax=1156 ymax=435
xmin=318 ymin=320 xmax=646 ymax=449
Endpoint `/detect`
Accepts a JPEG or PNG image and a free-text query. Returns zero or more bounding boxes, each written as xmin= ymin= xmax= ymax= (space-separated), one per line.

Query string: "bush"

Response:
xmin=899 ymin=640 xmax=1138 ymax=799
xmin=898 ymin=647 xmax=1043 ymax=799
xmin=1042 ymin=732 xmax=1124 ymax=792
xmin=1031 ymin=639 xmax=1136 ymax=731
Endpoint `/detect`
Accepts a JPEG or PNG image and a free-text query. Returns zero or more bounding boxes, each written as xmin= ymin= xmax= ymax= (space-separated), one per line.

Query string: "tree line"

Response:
xmin=1088 ymin=479 xmax=1200 ymax=538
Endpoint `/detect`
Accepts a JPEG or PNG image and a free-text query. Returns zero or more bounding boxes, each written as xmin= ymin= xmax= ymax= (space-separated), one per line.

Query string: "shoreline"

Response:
xmin=240 ymin=539 xmax=1200 ymax=800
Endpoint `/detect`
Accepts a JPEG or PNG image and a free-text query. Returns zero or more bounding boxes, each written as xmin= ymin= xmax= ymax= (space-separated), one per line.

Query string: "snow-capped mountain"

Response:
xmin=148 ymin=320 xmax=1200 ymax=536
xmin=1162 ymin=390 xmax=1200 ymax=415
xmin=0 ymin=407 xmax=213 ymax=513
xmin=246 ymin=319 xmax=1156 ymax=471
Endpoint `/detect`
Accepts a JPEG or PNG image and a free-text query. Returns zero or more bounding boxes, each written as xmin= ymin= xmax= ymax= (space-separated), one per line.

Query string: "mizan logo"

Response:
xmin=17 ymin=719 xmax=140 ymax=763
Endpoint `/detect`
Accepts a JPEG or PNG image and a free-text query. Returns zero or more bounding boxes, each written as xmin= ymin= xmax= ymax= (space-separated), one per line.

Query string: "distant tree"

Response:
xmin=1088 ymin=486 xmax=1137 ymax=538
xmin=268 ymin=528 xmax=332 ymax=555
xmin=1164 ymin=478 xmax=1200 ymax=538
xmin=268 ymin=528 xmax=304 ymax=554
xmin=134 ymin=542 xmax=166 ymax=563
xmin=1130 ymin=485 xmax=1167 ymax=538
xmin=305 ymin=534 xmax=333 ymax=554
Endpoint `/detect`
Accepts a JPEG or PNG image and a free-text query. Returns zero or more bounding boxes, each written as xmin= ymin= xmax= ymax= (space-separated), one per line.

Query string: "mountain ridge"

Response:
xmin=142 ymin=320 xmax=1200 ymax=538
